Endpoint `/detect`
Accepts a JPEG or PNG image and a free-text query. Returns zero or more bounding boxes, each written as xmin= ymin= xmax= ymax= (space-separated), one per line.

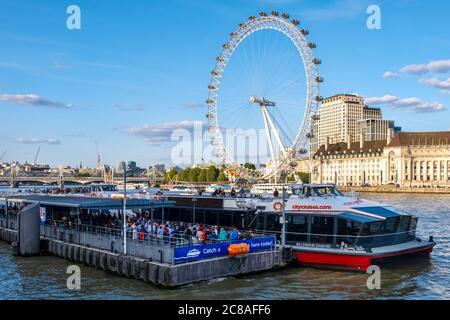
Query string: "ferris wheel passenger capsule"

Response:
xmin=281 ymin=13 xmax=290 ymax=19
xmin=291 ymin=19 xmax=300 ymax=26
xmin=271 ymin=10 xmax=279 ymax=16
xmin=259 ymin=11 xmax=267 ymax=17
xmin=308 ymin=42 xmax=316 ymax=49
xmin=300 ymin=29 xmax=309 ymax=36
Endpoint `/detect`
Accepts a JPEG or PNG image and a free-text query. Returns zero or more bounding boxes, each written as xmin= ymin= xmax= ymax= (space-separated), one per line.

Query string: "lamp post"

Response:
xmin=192 ymin=197 xmax=197 ymax=224
xmin=123 ymin=166 xmax=127 ymax=255
xmin=281 ymin=187 xmax=286 ymax=249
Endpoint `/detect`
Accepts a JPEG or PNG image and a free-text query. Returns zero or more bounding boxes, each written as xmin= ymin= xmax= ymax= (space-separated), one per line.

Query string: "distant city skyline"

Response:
xmin=0 ymin=0 xmax=449 ymax=168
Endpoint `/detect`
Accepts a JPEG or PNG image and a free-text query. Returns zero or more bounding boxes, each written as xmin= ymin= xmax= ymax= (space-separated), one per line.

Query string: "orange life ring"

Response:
xmin=273 ymin=201 xmax=283 ymax=211
xmin=227 ymin=243 xmax=249 ymax=257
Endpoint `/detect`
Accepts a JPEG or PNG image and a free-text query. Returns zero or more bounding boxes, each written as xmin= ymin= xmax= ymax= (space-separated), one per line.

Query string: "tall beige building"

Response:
xmin=314 ymin=94 xmax=384 ymax=154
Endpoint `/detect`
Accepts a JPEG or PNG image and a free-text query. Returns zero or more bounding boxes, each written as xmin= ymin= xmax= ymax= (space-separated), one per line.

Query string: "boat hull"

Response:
xmin=292 ymin=241 xmax=435 ymax=271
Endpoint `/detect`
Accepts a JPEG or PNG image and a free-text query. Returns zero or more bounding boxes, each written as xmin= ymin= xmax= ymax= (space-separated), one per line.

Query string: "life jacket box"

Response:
xmin=227 ymin=243 xmax=249 ymax=257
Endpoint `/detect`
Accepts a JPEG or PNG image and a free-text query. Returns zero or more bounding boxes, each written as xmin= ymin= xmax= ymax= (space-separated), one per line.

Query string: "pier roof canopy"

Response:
xmin=0 ymin=195 xmax=175 ymax=210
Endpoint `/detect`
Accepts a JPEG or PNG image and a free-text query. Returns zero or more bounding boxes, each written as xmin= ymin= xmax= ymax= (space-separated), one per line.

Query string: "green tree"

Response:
xmin=244 ymin=162 xmax=256 ymax=170
xmin=197 ymin=170 xmax=207 ymax=182
xmin=206 ymin=165 xmax=218 ymax=182
xmin=163 ymin=168 xmax=178 ymax=183
xmin=217 ymin=170 xmax=227 ymax=182
xmin=297 ymin=172 xmax=309 ymax=183
xmin=188 ymin=168 xmax=200 ymax=182
xmin=74 ymin=172 xmax=91 ymax=177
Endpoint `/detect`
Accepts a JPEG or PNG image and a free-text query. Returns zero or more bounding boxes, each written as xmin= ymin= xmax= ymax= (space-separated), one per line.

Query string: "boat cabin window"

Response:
xmin=337 ymin=218 xmax=362 ymax=246
xmin=265 ymin=213 xmax=282 ymax=232
xmin=357 ymin=216 xmax=411 ymax=247
xmin=286 ymin=214 xmax=308 ymax=242
xmin=312 ymin=186 xmax=342 ymax=197
xmin=310 ymin=216 xmax=334 ymax=244
xmin=255 ymin=211 xmax=416 ymax=249
xmin=100 ymin=185 xmax=118 ymax=192
xmin=291 ymin=187 xmax=307 ymax=197
xmin=256 ymin=213 xmax=282 ymax=233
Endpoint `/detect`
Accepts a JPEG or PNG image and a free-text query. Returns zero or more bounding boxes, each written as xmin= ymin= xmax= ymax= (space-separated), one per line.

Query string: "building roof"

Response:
xmin=0 ymin=194 xmax=175 ymax=209
xmin=387 ymin=131 xmax=450 ymax=147
xmin=315 ymin=140 xmax=387 ymax=156
xmin=323 ymin=93 xmax=360 ymax=100
xmin=363 ymin=105 xmax=381 ymax=111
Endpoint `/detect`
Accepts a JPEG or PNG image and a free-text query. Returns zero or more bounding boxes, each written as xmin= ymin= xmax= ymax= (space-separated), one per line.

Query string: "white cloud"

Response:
xmin=0 ymin=94 xmax=73 ymax=109
xmin=16 ymin=138 xmax=61 ymax=145
xmin=365 ymin=95 xmax=398 ymax=105
xmin=302 ymin=0 xmax=370 ymax=20
xmin=115 ymin=104 xmax=146 ymax=112
xmin=184 ymin=102 xmax=205 ymax=109
xmin=125 ymin=120 xmax=205 ymax=142
xmin=400 ymin=59 xmax=450 ymax=74
xmin=420 ymin=77 xmax=450 ymax=90
xmin=365 ymin=95 xmax=445 ymax=113
xmin=383 ymin=71 xmax=399 ymax=78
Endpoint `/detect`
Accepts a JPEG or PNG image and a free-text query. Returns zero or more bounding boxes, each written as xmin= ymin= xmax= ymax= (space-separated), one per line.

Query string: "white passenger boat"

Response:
xmin=253 ymin=184 xmax=436 ymax=271
xmin=250 ymin=183 xmax=292 ymax=196
xmin=205 ymin=184 xmax=239 ymax=194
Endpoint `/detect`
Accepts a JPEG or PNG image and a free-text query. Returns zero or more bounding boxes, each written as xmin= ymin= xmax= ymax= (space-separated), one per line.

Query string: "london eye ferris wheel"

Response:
xmin=206 ymin=11 xmax=323 ymax=182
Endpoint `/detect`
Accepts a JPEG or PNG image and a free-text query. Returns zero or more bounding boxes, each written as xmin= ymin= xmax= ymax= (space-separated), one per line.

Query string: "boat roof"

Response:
xmin=353 ymin=206 xmax=400 ymax=218
xmin=0 ymin=194 xmax=174 ymax=210
xmin=338 ymin=212 xmax=379 ymax=223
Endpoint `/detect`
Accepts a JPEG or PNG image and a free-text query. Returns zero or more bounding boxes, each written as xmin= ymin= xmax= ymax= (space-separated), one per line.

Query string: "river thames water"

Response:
xmin=0 ymin=193 xmax=449 ymax=300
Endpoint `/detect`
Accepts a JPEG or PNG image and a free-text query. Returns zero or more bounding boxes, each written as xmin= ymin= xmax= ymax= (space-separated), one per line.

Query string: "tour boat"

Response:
xmin=250 ymin=183 xmax=292 ymax=196
xmin=168 ymin=185 xmax=197 ymax=194
xmin=254 ymin=184 xmax=436 ymax=271
xmin=205 ymin=184 xmax=239 ymax=194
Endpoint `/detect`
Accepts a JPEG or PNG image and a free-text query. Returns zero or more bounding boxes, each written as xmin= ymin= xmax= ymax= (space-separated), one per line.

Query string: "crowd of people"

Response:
xmin=49 ymin=209 xmax=257 ymax=247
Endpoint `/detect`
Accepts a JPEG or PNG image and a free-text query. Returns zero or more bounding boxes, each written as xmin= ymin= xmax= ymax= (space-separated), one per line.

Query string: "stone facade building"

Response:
xmin=311 ymin=131 xmax=450 ymax=188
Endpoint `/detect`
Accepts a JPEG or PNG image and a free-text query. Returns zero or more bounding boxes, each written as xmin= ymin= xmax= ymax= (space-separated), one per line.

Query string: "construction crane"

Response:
xmin=34 ymin=146 xmax=40 ymax=165
xmin=0 ymin=151 xmax=6 ymax=162
xmin=96 ymin=141 xmax=101 ymax=168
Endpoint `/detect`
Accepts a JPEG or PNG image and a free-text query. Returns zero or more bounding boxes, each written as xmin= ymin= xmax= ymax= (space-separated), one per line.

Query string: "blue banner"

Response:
xmin=173 ymin=236 xmax=276 ymax=263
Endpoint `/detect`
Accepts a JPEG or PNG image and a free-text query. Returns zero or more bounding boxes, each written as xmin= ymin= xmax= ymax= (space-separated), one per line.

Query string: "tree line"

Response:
xmin=163 ymin=162 xmax=310 ymax=184
xmin=163 ymin=165 xmax=228 ymax=183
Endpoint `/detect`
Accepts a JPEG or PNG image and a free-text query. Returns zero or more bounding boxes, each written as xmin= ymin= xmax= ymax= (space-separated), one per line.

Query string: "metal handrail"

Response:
xmin=43 ymin=219 xmax=270 ymax=248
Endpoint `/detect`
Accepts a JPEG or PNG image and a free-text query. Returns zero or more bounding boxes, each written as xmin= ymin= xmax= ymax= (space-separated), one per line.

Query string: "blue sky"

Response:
xmin=0 ymin=0 xmax=449 ymax=168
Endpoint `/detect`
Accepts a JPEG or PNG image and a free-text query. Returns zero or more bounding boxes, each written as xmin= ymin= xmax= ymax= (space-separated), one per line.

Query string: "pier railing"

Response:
xmin=39 ymin=220 xmax=275 ymax=264
xmin=40 ymin=222 xmax=176 ymax=263
xmin=0 ymin=213 xmax=17 ymax=231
